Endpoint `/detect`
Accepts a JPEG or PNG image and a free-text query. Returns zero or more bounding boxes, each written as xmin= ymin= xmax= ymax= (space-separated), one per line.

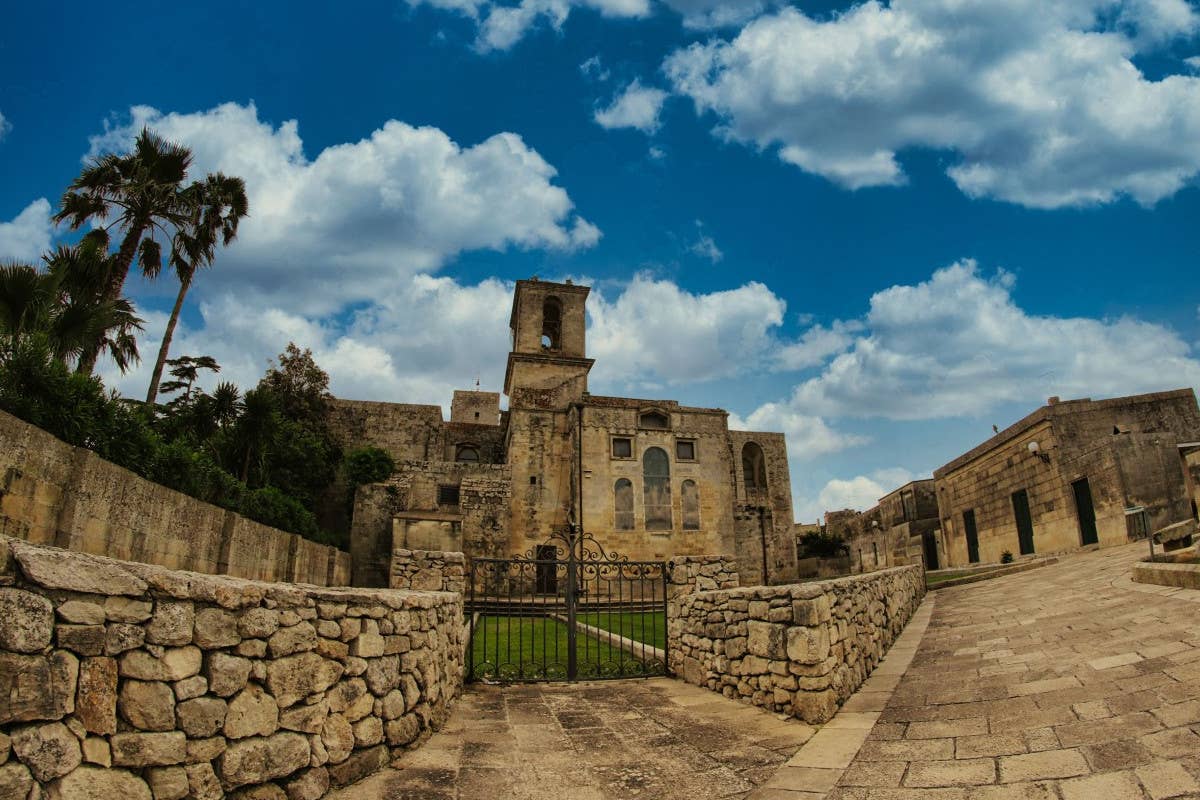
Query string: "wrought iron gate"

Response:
xmin=466 ymin=526 xmax=667 ymax=682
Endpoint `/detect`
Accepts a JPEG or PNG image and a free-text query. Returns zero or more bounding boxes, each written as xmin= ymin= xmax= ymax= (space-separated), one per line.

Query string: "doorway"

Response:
xmin=535 ymin=545 xmax=558 ymax=594
xmin=1072 ymin=478 xmax=1099 ymax=546
xmin=963 ymin=509 xmax=980 ymax=564
xmin=922 ymin=531 xmax=940 ymax=570
xmin=1011 ymin=490 xmax=1035 ymax=555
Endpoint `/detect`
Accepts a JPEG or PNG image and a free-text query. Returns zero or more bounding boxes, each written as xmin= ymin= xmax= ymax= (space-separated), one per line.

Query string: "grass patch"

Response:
xmin=579 ymin=610 xmax=666 ymax=651
xmin=468 ymin=615 xmax=654 ymax=681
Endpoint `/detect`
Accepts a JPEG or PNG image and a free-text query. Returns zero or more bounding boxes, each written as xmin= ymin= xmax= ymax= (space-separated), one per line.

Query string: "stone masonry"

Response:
xmin=668 ymin=559 xmax=925 ymax=724
xmin=0 ymin=534 xmax=462 ymax=800
xmin=388 ymin=548 xmax=466 ymax=594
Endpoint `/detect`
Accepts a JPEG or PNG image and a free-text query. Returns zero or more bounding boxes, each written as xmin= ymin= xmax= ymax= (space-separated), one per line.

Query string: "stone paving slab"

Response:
xmin=327 ymin=677 xmax=817 ymax=799
xmin=827 ymin=542 xmax=1200 ymax=800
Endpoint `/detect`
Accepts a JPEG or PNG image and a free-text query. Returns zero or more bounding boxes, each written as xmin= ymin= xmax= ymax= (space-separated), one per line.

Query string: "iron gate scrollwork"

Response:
xmin=466 ymin=525 xmax=667 ymax=682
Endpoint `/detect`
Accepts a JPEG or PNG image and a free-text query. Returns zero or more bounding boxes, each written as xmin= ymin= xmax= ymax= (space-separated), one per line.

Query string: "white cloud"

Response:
xmin=0 ymin=199 xmax=53 ymax=263
xmin=594 ymin=79 xmax=669 ymax=134
xmin=779 ymin=259 xmax=1200 ymax=420
xmin=688 ymin=221 xmax=723 ymax=262
xmin=659 ymin=0 xmax=767 ymax=29
xmin=648 ymin=146 xmax=666 ymax=160
xmin=0 ymin=111 xmax=10 ymax=141
xmin=586 ymin=273 xmax=786 ymax=388
xmin=580 ymin=55 xmax=611 ymax=81
xmin=87 ymin=102 xmax=599 ymax=315
xmin=791 ymin=467 xmax=918 ymax=523
xmin=1186 ymin=55 xmax=1200 ymax=72
xmin=729 ymin=403 xmax=868 ymax=459
xmin=773 ymin=320 xmax=859 ymax=371
xmin=456 ymin=0 xmax=649 ymax=51
xmin=665 ymin=0 xmax=1200 ymax=208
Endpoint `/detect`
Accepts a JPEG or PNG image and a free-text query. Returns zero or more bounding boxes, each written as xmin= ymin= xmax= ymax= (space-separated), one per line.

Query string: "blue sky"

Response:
xmin=2 ymin=0 xmax=1199 ymax=520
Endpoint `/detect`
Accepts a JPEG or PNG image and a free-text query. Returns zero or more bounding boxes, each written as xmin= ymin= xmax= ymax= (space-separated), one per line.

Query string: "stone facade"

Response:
xmin=667 ymin=558 xmax=925 ymax=724
xmin=341 ymin=278 xmax=797 ymax=588
xmin=826 ymin=480 xmax=944 ymax=573
xmin=934 ymin=390 xmax=1200 ymax=567
xmin=0 ymin=534 xmax=461 ymax=800
xmin=0 ymin=410 xmax=350 ymax=587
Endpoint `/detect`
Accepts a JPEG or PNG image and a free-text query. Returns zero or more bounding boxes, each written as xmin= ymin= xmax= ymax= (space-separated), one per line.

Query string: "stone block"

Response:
xmin=238 ymin=608 xmax=281 ymax=639
xmin=193 ymin=609 xmax=240 ymax=649
xmin=786 ymin=625 xmax=831 ymax=665
xmin=269 ymin=623 xmax=317 ymax=658
xmin=352 ymin=716 xmax=384 ymax=747
xmin=184 ymin=762 xmax=222 ymax=800
xmin=230 ymin=785 xmax=287 ymax=800
xmin=225 ymin=684 xmax=280 ymax=739
xmin=0 ymin=762 xmax=31 ymax=800
xmin=0 ymin=650 xmax=77 ymax=725
xmin=173 ymin=675 xmax=207 ymax=701
xmin=10 ymin=543 xmax=146 ymax=596
xmin=791 ymin=688 xmax=839 ymax=724
xmin=76 ymin=657 xmax=117 ymax=734
xmin=57 ymin=625 xmax=106 ymax=657
xmin=384 ymin=714 xmax=420 ymax=746
xmin=747 ymin=621 xmax=787 ymax=659
xmin=105 ymin=623 xmax=146 ymax=655
xmin=46 ymin=766 xmax=153 ymax=800
xmin=0 ymin=588 xmax=54 ymax=653
xmin=205 ymin=652 xmax=252 ymax=697
xmin=266 ymin=652 xmax=344 ymax=708
xmin=119 ymin=680 xmax=177 ymax=731
xmin=145 ymin=601 xmax=194 ymax=646
xmin=320 ymin=714 xmax=354 ymax=765
xmin=285 ymin=766 xmax=329 ymax=800
xmin=11 ymin=721 xmax=81 ymax=781
xmin=176 ymin=697 xmax=227 ymax=739
xmin=119 ymin=647 xmax=202 ymax=682
xmin=279 ymin=700 xmax=329 ymax=734
xmin=81 ymin=737 xmax=110 ymax=767
xmin=326 ymin=744 xmax=387 ymax=787
xmin=350 ymin=632 xmax=385 ymax=658
xmin=104 ymin=597 xmax=152 ymax=623
xmin=56 ymin=602 xmax=105 ymax=626
xmin=217 ymin=732 xmax=310 ymax=789
xmin=109 ymin=732 xmax=187 ymax=767
xmin=184 ymin=737 xmax=226 ymax=764
xmin=146 ymin=766 xmax=189 ymax=800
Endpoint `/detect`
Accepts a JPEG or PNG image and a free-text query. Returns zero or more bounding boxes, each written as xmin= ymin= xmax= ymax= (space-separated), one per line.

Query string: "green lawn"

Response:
xmin=468 ymin=615 xmax=657 ymax=681
xmin=578 ymin=610 xmax=666 ymax=651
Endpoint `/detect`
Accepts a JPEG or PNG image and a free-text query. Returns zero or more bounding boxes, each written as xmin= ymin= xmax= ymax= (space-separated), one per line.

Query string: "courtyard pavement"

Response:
xmin=334 ymin=542 xmax=1200 ymax=799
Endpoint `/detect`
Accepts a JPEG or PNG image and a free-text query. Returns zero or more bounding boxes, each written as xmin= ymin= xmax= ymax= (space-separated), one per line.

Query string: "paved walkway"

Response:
xmin=334 ymin=542 xmax=1200 ymax=799
xmin=329 ymin=678 xmax=818 ymax=800
xmin=829 ymin=542 xmax=1200 ymax=799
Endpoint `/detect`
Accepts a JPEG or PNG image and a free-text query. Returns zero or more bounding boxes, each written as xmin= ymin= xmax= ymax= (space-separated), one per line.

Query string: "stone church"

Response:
xmin=330 ymin=278 xmax=797 ymax=588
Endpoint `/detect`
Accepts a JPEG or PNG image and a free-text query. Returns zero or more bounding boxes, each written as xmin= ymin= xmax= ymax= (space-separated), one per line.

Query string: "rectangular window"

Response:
xmin=437 ymin=485 xmax=460 ymax=507
xmin=675 ymin=439 xmax=696 ymax=461
xmin=611 ymin=437 xmax=632 ymax=458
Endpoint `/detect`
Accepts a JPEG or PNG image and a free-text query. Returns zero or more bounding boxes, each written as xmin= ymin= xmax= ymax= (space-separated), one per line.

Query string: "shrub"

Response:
xmin=798 ymin=531 xmax=850 ymax=559
xmin=344 ymin=446 xmax=396 ymax=486
xmin=240 ymin=486 xmax=320 ymax=539
xmin=1000 ymin=550 xmax=1014 ymax=564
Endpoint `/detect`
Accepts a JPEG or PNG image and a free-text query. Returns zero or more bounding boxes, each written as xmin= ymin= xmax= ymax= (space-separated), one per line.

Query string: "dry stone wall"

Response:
xmin=389 ymin=549 xmax=466 ymax=594
xmin=0 ymin=410 xmax=350 ymax=586
xmin=0 ymin=535 xmax=462 ymax=800
xmin=668 ymin=561 xmax=924 ymax=724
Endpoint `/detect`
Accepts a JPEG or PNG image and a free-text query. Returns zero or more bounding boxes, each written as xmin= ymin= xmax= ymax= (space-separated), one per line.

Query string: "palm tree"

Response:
xmin=54 ymin=128 xmax=193 ymax=374
xmin=145 ymin=174 xmax=248 ymax=405
xmin=159 ymin=355 xmax=221 ymax=402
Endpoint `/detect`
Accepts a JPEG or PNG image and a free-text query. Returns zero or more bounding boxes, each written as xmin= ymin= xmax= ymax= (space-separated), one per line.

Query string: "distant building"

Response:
xmin=933 ymin=389 xmax=1200 ymax=567
xmin=824 ymin=479 xmax=942 ymax=573
xmin=329 ymin=278 xmax=797 ymax=588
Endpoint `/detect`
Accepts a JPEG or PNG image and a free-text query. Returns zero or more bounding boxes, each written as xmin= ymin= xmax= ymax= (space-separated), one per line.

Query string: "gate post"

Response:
xmin=566 ymin=525 xmax=579 ymax=681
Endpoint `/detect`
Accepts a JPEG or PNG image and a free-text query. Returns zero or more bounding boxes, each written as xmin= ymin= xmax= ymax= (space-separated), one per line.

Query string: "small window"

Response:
xmin=639 ymin=411 xmax=669 ymax=430
xmin=474 ymin=411 xmax=480 ymax=420
xmin=676 ymin=440 xmax=696 ymax=461
xmin=611 ymin=437 xmax=632 ymax=459
xmin=437 ymin=485 xmax=460 ymax=506
xmin=529 ymin=476 xmax=538 ymax=485
xmin=455 ymin=444 xmax=479 ymax=463
xmin=742 ymin=442 xmax=768 ymax=491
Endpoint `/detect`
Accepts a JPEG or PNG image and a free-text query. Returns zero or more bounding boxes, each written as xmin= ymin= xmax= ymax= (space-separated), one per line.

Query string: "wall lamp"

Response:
xmin=1027 ymin=440 xmax=1051 ymax=465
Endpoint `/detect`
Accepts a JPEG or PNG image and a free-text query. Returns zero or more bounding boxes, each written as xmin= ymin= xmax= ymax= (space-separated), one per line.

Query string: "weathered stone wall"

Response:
xmin=667 ymin=561 xmax=924 ymax=724
xmin=727 ymin=430 xmax=797 ymax=586
xmin=0 ymin=535 xmax=462 ymax=800
xmin=0 ymin=410 xmax=350 ymax=587
xmin=389 ymin=548 xmax=466 ymax=594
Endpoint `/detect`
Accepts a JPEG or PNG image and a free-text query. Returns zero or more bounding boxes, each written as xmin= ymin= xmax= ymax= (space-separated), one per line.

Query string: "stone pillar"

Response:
xmin=665 ymin=555 xmax=738 ymax=680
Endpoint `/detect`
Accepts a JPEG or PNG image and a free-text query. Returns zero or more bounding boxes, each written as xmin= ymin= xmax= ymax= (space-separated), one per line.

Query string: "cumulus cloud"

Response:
xmin=586 ymin=273 xmax=786 ymax=388
xmin=593 ymin=79 xmax=669 ymax=133
xmin=431 ymin=0 xmax=650 ymax=52
xmin=729 ymin=403 xmax=868 ymax=459
xmin=791 ymin=467 xmax=919 ymax=523
xmin=665 ymin=0 xmax=1200 ymax=208
xmin=87 ymin=102 xmax=599 ymax=315
xmin=773 ymin=260 xmax=1200 ymax=420
xmin=0 ymin=199 xmax=54 ymax=263
xmin=659 ymin=0 xmax=768 ymax=29
xmin=0 ymin=111 xmax=10 ymax=141
xmin=688 ymin=221 xmax=723 ymax=262
xmin=773 ymin=320 xmax=860 ymax=371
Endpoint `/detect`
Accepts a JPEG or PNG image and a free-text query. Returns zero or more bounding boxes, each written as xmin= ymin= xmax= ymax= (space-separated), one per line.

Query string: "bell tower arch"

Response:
xmin=504 ymin=278 xmax=594 ymax=403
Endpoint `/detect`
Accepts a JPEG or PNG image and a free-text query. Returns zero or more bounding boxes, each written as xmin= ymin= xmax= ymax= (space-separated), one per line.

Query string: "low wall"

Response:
xmin=389 ymin=547 xmax=466 ymax=594
xmin=668 ymin=560 xmax=925 ymax=724
xmin=0 ymin=535 xmax=462 ymax=800
xmin=0 ymin=409 xmax=350 ymax=586
xmin=1132 ymin=559 xmax=1200 ymax=589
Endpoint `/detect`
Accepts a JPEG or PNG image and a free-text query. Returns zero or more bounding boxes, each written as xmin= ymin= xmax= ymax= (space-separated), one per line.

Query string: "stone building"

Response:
xmin=933 ymin=389 xmax=1200 ymax=567
xmin=332 ymin=278 xmax=797 ymax=588
xmin=822 ymin=479 xmax=942 ymax=573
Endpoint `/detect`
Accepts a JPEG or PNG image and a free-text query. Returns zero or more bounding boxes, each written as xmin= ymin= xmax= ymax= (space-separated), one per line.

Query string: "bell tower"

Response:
xmin=503 ymin=278 xmax=594 ymax=405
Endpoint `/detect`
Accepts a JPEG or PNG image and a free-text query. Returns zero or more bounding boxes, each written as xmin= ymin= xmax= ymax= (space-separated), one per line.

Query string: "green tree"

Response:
xmin=145 ymin=174 xmax=248 ymax=405
xmin=54 ymin=129 xmax=193 ymax=373
xmin=159 ymin=355 xmax=221 ymax=401
xmin=259 ymin=342 xmax=333 ymax=425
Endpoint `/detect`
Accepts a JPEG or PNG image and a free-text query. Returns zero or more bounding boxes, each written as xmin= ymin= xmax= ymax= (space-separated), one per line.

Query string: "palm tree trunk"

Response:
xmin=77 ymin=222 xmax=148 ymax=376
xmin=145 ymin=271 xmax=192 ymax=405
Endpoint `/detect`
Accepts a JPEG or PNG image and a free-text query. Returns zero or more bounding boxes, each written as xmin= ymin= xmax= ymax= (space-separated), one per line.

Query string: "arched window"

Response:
xmin=614 ymin=479 xmax=634 ymax=530
xmin=742 ymin=442 xmax=767 ymax=491
xmin=541 ymin=296 xmax=562 ymax=350
xmin=681 ymin=480 xmax=700 ymax=530
xmin=643 ymin=447 xmax=672 ymax=530
xmin=455 ymin=444 xmax=480 ymax=463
